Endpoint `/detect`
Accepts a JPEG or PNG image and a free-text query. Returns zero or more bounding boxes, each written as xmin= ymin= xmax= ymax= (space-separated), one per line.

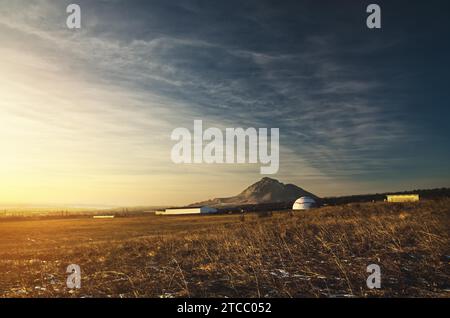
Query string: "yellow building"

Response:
xmin=386 ymin=194 xmax=419 ymax=203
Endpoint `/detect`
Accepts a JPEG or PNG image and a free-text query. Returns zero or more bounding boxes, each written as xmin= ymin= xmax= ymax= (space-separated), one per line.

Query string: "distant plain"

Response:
xmin=0 ymin=200 xmax=448 ymax=298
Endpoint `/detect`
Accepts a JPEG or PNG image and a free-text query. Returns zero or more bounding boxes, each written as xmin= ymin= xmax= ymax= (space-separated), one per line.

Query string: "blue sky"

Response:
xmin=0 ymin=0 xmax=449 ymax=206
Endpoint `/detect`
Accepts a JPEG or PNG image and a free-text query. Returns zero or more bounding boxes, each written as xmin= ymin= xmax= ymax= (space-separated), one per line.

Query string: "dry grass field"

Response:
xmin=0 ymin=200 xmax=449 ymax=298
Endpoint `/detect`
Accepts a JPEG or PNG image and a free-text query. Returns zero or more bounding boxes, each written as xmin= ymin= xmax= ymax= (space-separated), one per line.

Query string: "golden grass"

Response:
xmin=0 ymin=200 xmax=448 ymax=298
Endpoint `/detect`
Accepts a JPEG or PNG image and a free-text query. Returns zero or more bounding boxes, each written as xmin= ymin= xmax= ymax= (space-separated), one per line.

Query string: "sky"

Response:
xmin=0 ymin=0 xmax=449 ymax=207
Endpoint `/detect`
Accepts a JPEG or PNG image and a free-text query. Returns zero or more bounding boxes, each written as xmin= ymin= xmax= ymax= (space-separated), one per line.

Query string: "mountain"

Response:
xmin=190 ymin=177 xmax=317 ymax=207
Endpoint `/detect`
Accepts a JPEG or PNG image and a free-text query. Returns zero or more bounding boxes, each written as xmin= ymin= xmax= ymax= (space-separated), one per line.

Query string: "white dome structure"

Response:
xmin=292 ymin=196 xmax=316 ymax=210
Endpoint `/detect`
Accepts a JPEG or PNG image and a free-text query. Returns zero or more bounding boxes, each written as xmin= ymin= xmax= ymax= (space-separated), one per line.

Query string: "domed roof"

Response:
xmin=294 ymin=196 xmax=316 ymax=204
xmin=292 ymin=196 xmax=317 ymax=210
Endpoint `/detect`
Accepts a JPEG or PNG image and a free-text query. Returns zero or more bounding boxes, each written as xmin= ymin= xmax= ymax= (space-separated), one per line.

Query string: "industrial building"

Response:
xmin=386 ymin=194 xmax=419 ymax=203
xmin=157 ymin=206 xmax=218 ymax=216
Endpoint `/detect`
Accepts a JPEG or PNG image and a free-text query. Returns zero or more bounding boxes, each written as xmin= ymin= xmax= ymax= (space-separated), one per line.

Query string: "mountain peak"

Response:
xmin=259 ymin=177 xmax=280 ymax=183
xmin=190 ymin=178 xmax=317 ymax=207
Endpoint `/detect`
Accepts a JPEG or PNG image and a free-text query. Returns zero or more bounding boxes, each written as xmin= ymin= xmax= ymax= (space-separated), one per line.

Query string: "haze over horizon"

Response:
xmin=1 ymin=1 xmax=449 ymax=206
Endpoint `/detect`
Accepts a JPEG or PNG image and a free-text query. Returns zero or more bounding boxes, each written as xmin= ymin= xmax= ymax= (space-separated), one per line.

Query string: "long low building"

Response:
xmin=158 ymin=206 xmax=218 ymax=215
xmin=386 ymin=194 xmax=419 ymax=202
